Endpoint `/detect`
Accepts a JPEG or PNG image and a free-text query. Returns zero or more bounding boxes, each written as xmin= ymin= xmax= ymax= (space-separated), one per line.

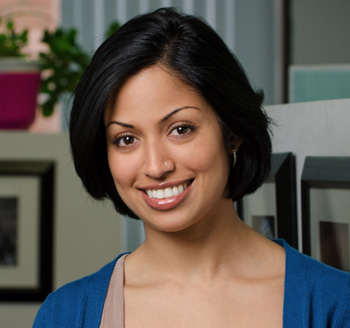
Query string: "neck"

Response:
xmin=129 ymin=201 xmax=257 ymax=284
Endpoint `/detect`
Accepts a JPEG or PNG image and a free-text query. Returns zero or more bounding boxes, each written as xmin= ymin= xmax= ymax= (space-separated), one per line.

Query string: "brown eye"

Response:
xmin=122 ymin=136 xmax=134 ymax=145
xmin=113 ymin=134 xmax=138 ymax=148
xmin=176 ymin=126 xmax=189 ymax=135
xmin=170 ymin=124 xmax=195 ymax=137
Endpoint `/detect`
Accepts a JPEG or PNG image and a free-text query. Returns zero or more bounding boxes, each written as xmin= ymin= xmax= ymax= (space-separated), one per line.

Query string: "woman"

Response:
xmin=34 ymin=8 xmax=350 ymax=327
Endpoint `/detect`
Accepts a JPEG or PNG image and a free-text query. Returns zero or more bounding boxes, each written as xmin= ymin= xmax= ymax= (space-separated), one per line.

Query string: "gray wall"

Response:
xmin=234 ymin=0 xmax=276 ymax=104
xmin=290 ymin=0 xmax=350 ymax=65
xmin=61 ymin=0 xmax=281 ymax=105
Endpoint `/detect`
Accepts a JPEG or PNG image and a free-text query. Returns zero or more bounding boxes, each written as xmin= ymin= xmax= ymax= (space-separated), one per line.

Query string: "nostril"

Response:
xmin=142 ymin=160 xmax=175 ymax=178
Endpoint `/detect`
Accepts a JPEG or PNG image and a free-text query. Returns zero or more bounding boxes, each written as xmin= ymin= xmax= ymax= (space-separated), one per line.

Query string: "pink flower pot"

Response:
xmin=0 ymin=59 xmax=41 ymax=129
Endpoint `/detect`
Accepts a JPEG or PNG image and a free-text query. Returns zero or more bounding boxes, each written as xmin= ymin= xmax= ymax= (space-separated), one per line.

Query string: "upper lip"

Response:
xmin=139 ymin=179 xmax=193 ymax=191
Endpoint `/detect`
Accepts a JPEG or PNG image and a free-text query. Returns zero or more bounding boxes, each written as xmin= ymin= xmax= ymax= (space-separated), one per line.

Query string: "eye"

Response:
xmin=169 ymin=123 xmax=195 ymax=137
xmin=112 ymin=134 xmax=138 ymax=148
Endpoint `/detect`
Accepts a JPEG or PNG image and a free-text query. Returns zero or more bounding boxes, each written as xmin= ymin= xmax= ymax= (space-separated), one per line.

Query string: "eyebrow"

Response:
xmin=105 ymin=106 xmax=200 ymax=130
xmin=158 ymin=106 xmax=200 ymax=125
xmin=105 ymin=121 xmax=135 ymax=129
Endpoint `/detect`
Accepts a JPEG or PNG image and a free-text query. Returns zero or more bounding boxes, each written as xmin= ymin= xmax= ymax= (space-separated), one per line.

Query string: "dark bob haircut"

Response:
xmin=70 ymin=7 xmax=272 ymax=219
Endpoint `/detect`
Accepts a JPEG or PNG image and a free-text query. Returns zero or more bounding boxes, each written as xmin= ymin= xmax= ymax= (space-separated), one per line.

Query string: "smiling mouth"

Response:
xmin=143 ymin=180 xmax=193 ymax=200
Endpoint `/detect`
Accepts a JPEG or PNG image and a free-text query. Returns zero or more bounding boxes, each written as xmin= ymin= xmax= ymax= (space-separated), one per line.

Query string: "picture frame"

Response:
xmin=0 ymin=161 xmax=54 ymax=301
xmin=301 ymin=156 xmax=350 ymax=271
xmin=237 ymin=152 xmax=298 ymax=248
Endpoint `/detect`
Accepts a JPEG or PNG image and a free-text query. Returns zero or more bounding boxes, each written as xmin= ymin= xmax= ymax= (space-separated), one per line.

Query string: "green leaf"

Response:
xmin=105 ymin=21 xmax=120 ymax=38
xmin=39 ymin=20 xmax=120 ymax=116
xmin=0 ymin=17 xmax=28 ymax=57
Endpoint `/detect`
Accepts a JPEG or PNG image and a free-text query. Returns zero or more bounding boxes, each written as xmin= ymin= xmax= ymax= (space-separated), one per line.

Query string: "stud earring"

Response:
xmin=164 ymin=162 xmax=168 ymax=166
xmin=232 ymin=149 xmax=237 ymax=167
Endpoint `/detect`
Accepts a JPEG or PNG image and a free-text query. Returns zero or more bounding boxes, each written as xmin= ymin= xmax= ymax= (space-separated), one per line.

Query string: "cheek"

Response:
xmin=192 ymin=133 xmax=228 ymax=166
xmin=107 ymin=150 xmax=139 ymax=192
xmin=178 ymin=136 xmax=230 ymax=180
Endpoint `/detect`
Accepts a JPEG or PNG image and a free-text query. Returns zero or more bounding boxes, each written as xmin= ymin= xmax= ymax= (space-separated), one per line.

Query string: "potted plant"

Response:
xmin=0 ymin=18 xmax=120 ymax=129
xmin=0 ymin=18 xmax=41 ymax=129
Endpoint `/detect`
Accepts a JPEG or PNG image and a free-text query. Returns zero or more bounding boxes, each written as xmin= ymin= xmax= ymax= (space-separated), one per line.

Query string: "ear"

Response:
xmin=229 ymin=134 xmax=242 ymax=152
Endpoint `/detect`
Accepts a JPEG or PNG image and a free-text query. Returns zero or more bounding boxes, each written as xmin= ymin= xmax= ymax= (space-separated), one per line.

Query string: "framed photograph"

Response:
xmin=237 ymin=152 xmax=298 ymax=248
xmin=0 ymin=161 xmax=54 ymax=301
xmin=301 ymin=156 xmax=350 ymax=271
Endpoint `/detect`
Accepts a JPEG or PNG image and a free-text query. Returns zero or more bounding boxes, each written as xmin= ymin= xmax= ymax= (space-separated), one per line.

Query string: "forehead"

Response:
xmin=104 ymin=66 xmax=211 ymax=122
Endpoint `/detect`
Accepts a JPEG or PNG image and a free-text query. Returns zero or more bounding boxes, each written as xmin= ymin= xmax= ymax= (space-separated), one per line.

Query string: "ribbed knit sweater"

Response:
xmin=33 ymin=240 xmax=350 ymax=327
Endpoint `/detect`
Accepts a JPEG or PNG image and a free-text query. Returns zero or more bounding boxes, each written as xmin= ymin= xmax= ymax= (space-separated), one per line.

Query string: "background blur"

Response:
xmin=1 ymin=0 xmax=350 ymax=326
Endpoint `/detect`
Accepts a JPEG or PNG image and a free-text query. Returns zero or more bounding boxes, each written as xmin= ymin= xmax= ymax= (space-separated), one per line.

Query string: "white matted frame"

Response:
xmin=0 ymin=161 xmax=54 ymax=301
xmin=302 ymin=156 xmax=350 ymax=272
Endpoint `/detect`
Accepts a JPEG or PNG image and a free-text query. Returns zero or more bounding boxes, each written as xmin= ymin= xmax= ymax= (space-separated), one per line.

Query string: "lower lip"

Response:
xmin=140 ymin=183 xmax=192 ymax=211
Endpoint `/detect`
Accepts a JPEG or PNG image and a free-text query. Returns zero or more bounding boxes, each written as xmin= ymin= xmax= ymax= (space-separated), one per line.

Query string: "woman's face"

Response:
xmin=104 ymin=66 xmax=233 ymax=233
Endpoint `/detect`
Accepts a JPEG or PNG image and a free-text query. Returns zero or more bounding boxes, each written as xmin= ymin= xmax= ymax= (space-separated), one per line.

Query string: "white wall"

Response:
xmin=266 ymin=98 xmax=350 ymax=249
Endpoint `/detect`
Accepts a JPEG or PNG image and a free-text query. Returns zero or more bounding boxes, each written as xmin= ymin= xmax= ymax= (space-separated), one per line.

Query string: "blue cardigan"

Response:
xmin=33 ymin=240 xmax=350 ymax=327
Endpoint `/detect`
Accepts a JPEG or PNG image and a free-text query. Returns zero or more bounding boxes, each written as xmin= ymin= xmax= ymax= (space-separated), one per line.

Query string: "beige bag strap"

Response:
xmin=99 ymin=254 xmax=128 ymax=328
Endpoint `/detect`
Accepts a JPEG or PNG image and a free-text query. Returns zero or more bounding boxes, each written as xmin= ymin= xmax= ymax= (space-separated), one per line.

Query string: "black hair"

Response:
xmin=69 ymin=7 xmax=272 ymax=219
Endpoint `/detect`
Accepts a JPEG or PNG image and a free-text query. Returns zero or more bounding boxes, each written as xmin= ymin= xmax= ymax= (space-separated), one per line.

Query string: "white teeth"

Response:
xmin=178 ymin=184 xmax=184 ymax=193
xmin=146 ymin=182 xmax=189 ymax=199
xmin=164 ymin=188 xmax=173 ymax=198
xmin=172 ymin=186 xmax=179 ymax=196
xmin=156 ymin=189 xmax=165 ymax=199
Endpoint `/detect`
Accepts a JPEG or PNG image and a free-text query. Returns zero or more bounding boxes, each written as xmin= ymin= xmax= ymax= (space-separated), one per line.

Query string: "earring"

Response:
xmin=164 ymin=162 xmax=168 ymax=166
xmin=232 ymin=149 xmax=237 ymax=167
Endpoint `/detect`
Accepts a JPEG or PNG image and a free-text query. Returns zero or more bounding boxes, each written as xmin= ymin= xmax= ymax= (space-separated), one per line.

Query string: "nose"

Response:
xmin=142 ymin=140 xmax=174 ymax=179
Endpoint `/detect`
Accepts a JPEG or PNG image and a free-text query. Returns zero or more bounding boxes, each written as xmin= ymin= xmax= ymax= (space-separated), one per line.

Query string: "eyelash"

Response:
xmin=169 ymin=122 xmax=196 ymax=137
xmin=112 ymin=133 xmax=138 ymax=149
xmin=111 ymin=123 xmax=196 ymax=149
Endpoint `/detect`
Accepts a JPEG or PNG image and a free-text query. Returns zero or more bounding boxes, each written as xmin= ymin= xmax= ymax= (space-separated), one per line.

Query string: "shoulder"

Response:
xmin=276 ymin=239 xmax=350 ymax=327
xmin=33 ymin=253 xmax=128 ymax=328
xmin=282 ymin=239 xmax=350 ymax=288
